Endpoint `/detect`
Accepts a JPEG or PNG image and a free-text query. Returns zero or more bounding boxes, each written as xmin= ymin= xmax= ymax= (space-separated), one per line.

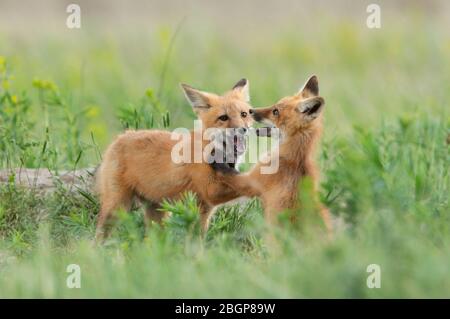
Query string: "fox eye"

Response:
xmin=241 ymin=111 xmax=248 ymax=118
xmin=218 ymin=115 xmax=229 ymax=121
xmin=272 ymin=109 xmax=279 ymax=116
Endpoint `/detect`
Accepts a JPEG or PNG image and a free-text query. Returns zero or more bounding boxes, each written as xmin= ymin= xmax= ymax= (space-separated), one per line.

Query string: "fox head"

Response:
xmin=251 ymin=75 xmax=324 ymax=136
xmin=180 ymin=79 xmax=254 ymax=167
xmin=180 ymin=79 xmax=253 ymax=131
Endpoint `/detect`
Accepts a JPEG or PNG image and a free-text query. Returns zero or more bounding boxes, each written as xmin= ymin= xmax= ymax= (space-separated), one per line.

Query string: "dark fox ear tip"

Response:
xmin=305 ymin=75 xmax=319 ymax=93
xmin=233 ymin=78 xmax=248 ymax=89
xmin=180 ymin=83 xmax=194 ymax=90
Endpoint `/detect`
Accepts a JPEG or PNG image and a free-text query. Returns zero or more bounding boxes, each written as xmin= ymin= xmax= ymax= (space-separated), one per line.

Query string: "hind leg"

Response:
xmin=144 ymin=202 xmax=170 ymax=228
xmin=319 ymin=205 xmax=333 ymax=239
xmin=96 ymin=187 xmax=133 ymax=241
xmin=199 ymin=202 xmax=214 ymax=237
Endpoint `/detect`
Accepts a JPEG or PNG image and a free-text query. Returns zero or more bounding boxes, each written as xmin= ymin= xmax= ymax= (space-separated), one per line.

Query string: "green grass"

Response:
xmin=0 ymin=10 xmax=449 ymax=298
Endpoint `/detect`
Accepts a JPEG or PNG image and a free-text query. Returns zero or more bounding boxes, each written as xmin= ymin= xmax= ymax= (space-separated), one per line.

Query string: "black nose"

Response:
xmin=252 ymin=111 xmax=262 ymax=122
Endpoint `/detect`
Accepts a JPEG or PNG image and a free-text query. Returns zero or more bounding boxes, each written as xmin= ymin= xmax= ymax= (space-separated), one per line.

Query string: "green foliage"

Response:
xmin=0 ymin=14 xmax=449 ymax=297
xmin=161 ymin=192 xmax=201 ymax=241
xmin=323 ymin=118 xmax=449 ymax=226
xmin=0 ymin=59 xmax=36 ymax=167
xmin=117 ymin=88 xmax=170 ymax=130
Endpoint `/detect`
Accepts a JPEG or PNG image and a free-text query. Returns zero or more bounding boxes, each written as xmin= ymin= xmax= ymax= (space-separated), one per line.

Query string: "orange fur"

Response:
xmin=96 ymin=80 xmax=253 ymax=239
xmin=220 ymin=76 xmax=332 ymax=232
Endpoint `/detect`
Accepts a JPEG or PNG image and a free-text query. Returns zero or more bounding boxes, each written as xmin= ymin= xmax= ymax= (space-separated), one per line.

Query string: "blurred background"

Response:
xmin=1 ymin=0 xmax=449 ymax=166
xmin=0 ymin=0 xmax=449 ymax=298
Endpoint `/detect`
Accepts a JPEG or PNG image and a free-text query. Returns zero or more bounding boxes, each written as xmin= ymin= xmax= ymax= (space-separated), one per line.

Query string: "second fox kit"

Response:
xmin=220 ymin=76 xmax=331 ymax=230
xmin=96 ymin=79 xmax=253 ymax=238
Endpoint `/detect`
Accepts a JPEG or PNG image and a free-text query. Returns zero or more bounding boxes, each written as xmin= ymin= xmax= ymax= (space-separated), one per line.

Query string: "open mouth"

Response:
xmin=212 ymin=132 xmax=247 ymax=166
xmin=233 ymin=134 xmax=246 ymax=155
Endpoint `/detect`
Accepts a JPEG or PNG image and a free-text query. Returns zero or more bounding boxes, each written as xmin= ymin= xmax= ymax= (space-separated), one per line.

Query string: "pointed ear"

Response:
xmin=180 ymin=83 xmax=213 ymax=110
xmin=298 ymin=75 xmax=319 ymax=98
xmin=297 ymin=96 xmax=325 ymax=121
xmin=231 ymin=78 xmax=250 ymax=102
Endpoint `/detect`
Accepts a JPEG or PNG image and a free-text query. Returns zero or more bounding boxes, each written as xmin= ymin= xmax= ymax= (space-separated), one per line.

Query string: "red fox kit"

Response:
xmin=96 ymin=79 xmax=253 ymax=239
xmin=220 ymin=75 xmax=331 ymax=231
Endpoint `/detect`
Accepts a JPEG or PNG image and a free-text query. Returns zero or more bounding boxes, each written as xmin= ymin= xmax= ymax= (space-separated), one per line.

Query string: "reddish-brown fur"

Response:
xmin=220 ymin=76 xmax=332 ymax=232
xmin=96 ymin=80 xmax=253 ymax=239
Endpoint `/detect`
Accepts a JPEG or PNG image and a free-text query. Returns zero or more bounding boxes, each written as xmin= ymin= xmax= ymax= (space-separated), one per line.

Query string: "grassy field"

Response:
xmin=0 ymin=1 xmax=449 ymax=297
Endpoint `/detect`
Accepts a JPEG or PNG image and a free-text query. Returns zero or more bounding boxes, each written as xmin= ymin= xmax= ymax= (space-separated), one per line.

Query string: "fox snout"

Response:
xmin=250 ymin=109 xmax=263 ymax=122
xmin=250 ymin=108 xmax=271 ymax=123
xmin=237 ymin=127 xmax=248 ymax=135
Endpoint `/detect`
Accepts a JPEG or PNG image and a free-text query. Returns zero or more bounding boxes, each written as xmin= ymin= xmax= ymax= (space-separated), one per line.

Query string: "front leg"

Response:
xmin=218 ymin=172 xmax=262 ymax=198
xmin=198 ymin=202 xmax=214 ymax=236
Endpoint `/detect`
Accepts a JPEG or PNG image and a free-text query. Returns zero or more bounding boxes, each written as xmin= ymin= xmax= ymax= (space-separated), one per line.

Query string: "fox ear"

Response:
xmin=297 ymin=96 xmax=325 ymax=121
xmin=298 ymin=75 xmax=319 ymax=98
xmin=231 ymin=78 xmax=250 ymax=102
xmin=180 ymin=83 xmax=213 ymax=110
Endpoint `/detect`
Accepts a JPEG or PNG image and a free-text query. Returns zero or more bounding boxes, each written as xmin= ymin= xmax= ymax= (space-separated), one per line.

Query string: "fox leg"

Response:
xmin=220 ymin=173 xmax=261 ymax=198
xmin=96 ymin=187 xmax=133 ymax=241
xmin=144 ymin=202 xmax=170 ymax=227
xmin=262 ymin=200 xmax=283 ymax=226
xmin=258 ymin=199 xmax=282 ymax=250
xmin=265 ymin=195 xmax=333 ymax=239
xmin=199 ymin=202 xmax=214 ymax=236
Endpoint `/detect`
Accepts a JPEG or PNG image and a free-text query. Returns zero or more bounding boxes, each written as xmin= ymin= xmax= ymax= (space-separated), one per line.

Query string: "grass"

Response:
xmin=0 ymin=8 xmax=449 ymax=298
